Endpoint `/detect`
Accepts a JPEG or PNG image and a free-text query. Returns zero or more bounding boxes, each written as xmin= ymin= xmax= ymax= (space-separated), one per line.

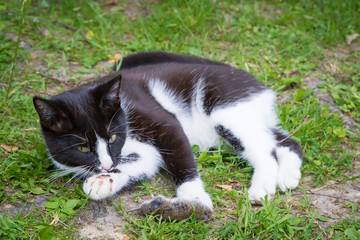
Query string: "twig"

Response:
xmin=36 ymin=72 xmax=70 ymax=85
xmin=75 ymin=76 xmax=98 ymax=85
xmin=279 ymin=115 xmax=309 ymax=143
xmin=125 ymin=207 xmax=141 ymax=213
xmin=292 ymin=189 xmax=360 ymax=206
xmin=36 ymin=72 xmax=109 ymax=87
xmin=272 ymin=68 xmax=301 ymax=81
xmin=307 ymin=190 xmax=359 ymax=205
xmin=36 ymin=18 xmax=78 ymax=32
xmin=0 ymin=10 xmax=19 ymax=14
xmin=6 ymin=15 xmax=78 ymax=32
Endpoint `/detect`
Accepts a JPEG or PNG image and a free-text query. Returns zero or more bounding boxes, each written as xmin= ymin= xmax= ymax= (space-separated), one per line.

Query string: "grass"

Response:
xmin=1 ymin=0 xmax=359 ymax=239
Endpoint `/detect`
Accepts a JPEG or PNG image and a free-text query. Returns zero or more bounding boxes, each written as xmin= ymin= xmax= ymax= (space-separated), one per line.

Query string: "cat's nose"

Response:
xmin=102 ymin=165 xmax=112 ymax=171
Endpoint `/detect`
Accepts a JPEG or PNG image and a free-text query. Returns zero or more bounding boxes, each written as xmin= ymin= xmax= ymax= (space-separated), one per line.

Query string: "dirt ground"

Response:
xmin=75 ymin=177 xmax=174 ymax=240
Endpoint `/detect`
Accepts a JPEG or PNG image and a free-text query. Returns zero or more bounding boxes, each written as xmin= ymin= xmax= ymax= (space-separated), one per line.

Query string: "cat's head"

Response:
xmin=33 ymin=73 xmax=127 ymax=177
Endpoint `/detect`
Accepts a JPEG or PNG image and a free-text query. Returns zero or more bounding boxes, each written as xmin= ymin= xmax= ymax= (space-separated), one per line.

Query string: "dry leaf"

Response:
xmin=41 ymin=28 xmax=50 ymax=37
xmin=85 ymin=30 xmax=94 ymax=41
xmin=1 ymin=144 xmax=19 ymax=152
xmin=216 ymin=184 xmax=233 ymax=191
xmin=50 ymin=214 xmax=59 ymax=226
xmin=346 ymin=33 xmax=360 ymax=45
xmin=108 ymin=54 xmax=122 ymax=64
xmin=123 ymin=236 xmax=131 ymax=240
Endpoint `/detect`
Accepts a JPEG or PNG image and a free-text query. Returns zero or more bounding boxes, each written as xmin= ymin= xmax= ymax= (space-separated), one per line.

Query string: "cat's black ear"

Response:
xmin=33 ymin=96 xmax=72 ymax=133
xmin=94 ymin=73 xmax=122 ymax=114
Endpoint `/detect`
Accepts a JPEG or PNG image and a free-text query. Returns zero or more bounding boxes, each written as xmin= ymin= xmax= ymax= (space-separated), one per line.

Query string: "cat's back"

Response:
xmin=120 ymin=62 xmax=267 ymax=105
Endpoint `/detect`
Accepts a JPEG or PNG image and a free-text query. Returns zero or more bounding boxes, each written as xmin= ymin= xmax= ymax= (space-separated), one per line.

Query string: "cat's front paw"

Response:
xmin=83 ymin=174 xmax=116 ymax=200
xmin=137 ymin=195 xmax=213 ymax=220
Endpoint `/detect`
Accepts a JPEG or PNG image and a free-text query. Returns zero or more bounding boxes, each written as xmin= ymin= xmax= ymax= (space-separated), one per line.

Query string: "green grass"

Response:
xmin=1 ymin=0 xmax=359 ymax=239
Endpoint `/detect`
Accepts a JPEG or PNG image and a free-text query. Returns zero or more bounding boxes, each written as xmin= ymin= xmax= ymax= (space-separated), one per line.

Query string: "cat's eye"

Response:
xmin=78 ymin=146 xmax=89 ymax=153
xmin=109 ymin=134 xmax=117 ymax=143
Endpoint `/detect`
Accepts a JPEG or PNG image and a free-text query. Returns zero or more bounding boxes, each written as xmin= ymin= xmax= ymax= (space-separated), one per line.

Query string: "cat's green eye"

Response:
xmin=78 ymin=146 xmax=89 ymax=153
xmin=109 ymin=134 xmax=117 ymax=143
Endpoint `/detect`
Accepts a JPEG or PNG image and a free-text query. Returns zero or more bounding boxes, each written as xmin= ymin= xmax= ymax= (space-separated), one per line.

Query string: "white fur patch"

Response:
xmin=276 ymin=147 xmax=302 ymax=191
xmin=96 ymin=135 xmax=113 ymax=170
xmin=117 ymin=137 xmax=163 ymax=178
xmin=176 ymin=177 xmax=213 ymax=209
xmin=149 ymin=78 xmax=218 ymax=151
xmin=149 ymin=79 xmax=188 ymax=115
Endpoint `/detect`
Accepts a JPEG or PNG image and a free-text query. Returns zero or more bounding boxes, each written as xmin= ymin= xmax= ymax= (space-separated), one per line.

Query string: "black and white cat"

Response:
xmin=33 ymin=52 xmax=302 ymax=219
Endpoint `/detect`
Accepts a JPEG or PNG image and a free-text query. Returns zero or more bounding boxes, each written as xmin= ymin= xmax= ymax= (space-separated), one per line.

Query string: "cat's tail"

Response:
xmin=114 ymin=51 xmax=228 ymax=70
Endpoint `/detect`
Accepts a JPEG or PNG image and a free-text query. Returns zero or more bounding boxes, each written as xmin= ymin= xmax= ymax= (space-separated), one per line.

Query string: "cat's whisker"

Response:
xmin=48 ymin=166 xmax=84 ymax=184
xmin=108 ymin=125 xmax=127 ymax=134
xmin=50 ymin=142 xmax=85 ymax=155
xmin=107 ymin=108 xmax=125 ymax=133
xmin=48 ymin=173 xmax=63 ymax=184
xmin=156 ymin=148 xmax=172 ymax=155
xmin=84 ymin=130 xmax=90 ymax=143
xmin=66 ymin=168 xmax=86 ymax=183
xmin=82 ymin=168 xmax=94 ymax=179
xmin=59 ymin=134 xmax=86 ymax=142
xmin=159 ymin=165 xmax=174 ymax=176
xmin=53 ymin=165 xmax=95 ymax=187
xmin=109 ymin=131 xmax=127 ymax=136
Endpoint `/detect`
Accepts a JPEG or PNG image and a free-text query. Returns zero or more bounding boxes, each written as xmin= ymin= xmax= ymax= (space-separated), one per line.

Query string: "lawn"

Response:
xmin=0 ymin=0 xmax=359 ymax=239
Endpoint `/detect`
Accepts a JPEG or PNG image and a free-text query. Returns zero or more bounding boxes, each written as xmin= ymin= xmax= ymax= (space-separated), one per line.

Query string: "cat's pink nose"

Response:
xmin=102 ymin=165 xmax=112 ymax=170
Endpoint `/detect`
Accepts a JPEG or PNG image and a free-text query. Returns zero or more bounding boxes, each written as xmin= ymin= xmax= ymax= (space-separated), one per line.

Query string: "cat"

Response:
xmin=33 ymin=51 xmax=302 ymax=220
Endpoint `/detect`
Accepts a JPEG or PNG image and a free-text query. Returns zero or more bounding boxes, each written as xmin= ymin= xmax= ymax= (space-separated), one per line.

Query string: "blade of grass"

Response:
xmin=0 ymin=0 xmax=27 ymax=109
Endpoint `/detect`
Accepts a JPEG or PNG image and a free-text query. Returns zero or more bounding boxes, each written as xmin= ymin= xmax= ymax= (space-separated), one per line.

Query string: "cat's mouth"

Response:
xmin=108 ymin=168 xmax=120 ymax=173
xmin=95 ymin=168 xmax=121 ymax=174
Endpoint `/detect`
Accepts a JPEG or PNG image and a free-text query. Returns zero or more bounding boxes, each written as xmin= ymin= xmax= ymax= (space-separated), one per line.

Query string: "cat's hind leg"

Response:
xmin=211 ymin=90 xmax=280 ymax=202
xmin=272 ymin=128 xmax=303 ymax=191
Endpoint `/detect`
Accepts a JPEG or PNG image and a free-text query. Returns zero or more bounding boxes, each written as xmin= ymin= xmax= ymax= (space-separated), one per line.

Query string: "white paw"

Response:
xmin=276 ymin=148 xmax=302 ymax=191
xmin=83 ymin=174 xmax=117 ymax=200
xmin=248 ymin=182 xmax=276 ymax=202
xmin=277 ymin=167 xmax=301 ymax=191
xmin=176 ymin=177 xmax=213 ymax=209
xmin=248 ymin=165 xmax=277 ymax=202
